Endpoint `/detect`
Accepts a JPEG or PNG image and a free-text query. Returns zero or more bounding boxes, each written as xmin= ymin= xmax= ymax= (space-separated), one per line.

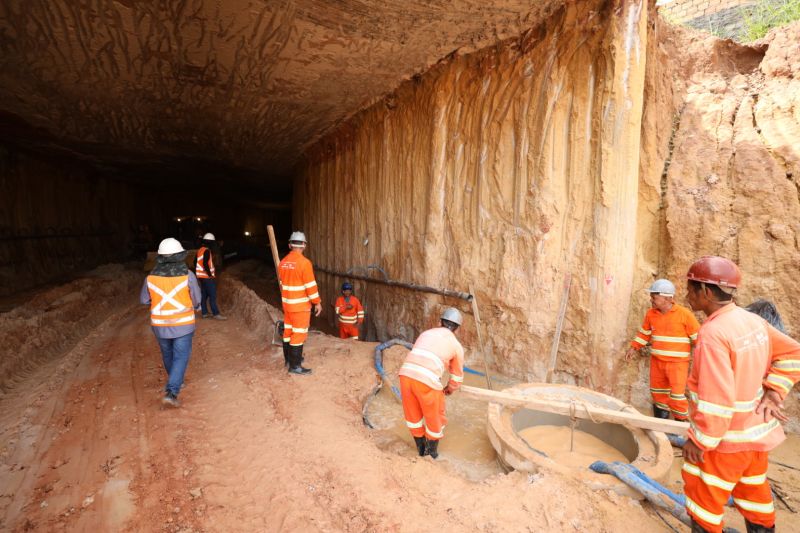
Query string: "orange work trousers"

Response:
xmin=338 ymin=323 xmax=359 ymax=339
xmin=682 ymin=450 xmax=774 ymax=532
xmin=283 ymin=310 xmax=311 ymax=346
xmin=399 ymin=375 xmax=446 ymax=441
xmin=650 ymin=358 xmax=689 ymax=420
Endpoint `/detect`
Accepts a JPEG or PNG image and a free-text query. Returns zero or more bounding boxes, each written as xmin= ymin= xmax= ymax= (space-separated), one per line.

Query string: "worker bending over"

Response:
xmin=141 ymin=238 xmax=201 ymax=407
xmin=195 ymin=232 xmax=227 ymax=320
xmin=399 ymin=308 xmax=465 ymax=459
xmin=682 ymin=256 xmax=800 ymax=533
xmin=278 ymin=231 xmax=321 ymax=375
xmin=626 ymin=279 xmax=700 ymax=421
xmin=334 ymin=282 xmax=364 ymax=339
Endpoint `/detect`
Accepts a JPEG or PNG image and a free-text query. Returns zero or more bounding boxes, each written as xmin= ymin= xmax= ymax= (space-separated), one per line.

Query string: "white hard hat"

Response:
xmin=647 ymin=279 xmax=676 ymax=296
xmin=203 ymin=233 xmax=215 ymax=241
xmin=289 ymin=231 xmax=307 ymax=243
xmin=441 ymin=307 xmax=463 ymax=326
xmin=157 ymin=238 xmax=184 ymax=255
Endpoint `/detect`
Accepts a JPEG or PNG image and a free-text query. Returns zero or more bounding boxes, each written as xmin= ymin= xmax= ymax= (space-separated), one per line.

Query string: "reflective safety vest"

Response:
xmin=335 ymin=295 xmax=364 ymax=324
xmin=278 ymin=250 xmax=321 ymax=312
xmin=398 ymin=327 xmax=465 ymax=391
xmin=687 ymin=304 xmax=800 ymax=453
xmin=631 ymin=303 xmax=700 ymax=361
xmin=195 ymin=246 xmax=215 ymax=279
xmin=146 ymin=275 xmax=196 ymax=327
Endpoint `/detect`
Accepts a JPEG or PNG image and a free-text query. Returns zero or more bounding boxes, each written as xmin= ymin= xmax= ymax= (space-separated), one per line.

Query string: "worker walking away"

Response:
xmin=278 ymin=231 xmax=321 ymax=375
xmin=399 ymin=308 xmax=465 ymax=459
xmin=334 ymin=282 xmax=364 ymax=340
xmin=681 ymin=256 xmax=800 ymax=533
xmin=140 ymin=238 xmax=201 ymax=407
xmin=196 ymin=233 xmax=227 ymax=320
xmin=625 ymin=279 xmax=700 ymax=421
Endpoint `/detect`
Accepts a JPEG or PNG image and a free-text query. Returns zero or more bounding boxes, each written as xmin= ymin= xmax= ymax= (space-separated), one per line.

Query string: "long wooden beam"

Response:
xmin=459 ymin=385 xmax=689 ymax=436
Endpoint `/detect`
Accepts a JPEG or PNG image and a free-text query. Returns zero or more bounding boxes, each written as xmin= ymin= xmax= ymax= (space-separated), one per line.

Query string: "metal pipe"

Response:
xmin=316 ymin=265 xmax=473 ymax=301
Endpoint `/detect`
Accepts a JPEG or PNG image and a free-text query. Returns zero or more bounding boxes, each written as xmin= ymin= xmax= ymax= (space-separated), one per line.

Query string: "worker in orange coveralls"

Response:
xmin=334 ymin=282 xmax=364 ymax=339
xmin=399 ymin=308 xmax=465 ymax=459
xmin=625 ymin=278 xmax=701 ymax=421
xmin=681 ymin=256 xmax=800 ymax=533
xmin=278 ymin=231 xmax=321 ymax=376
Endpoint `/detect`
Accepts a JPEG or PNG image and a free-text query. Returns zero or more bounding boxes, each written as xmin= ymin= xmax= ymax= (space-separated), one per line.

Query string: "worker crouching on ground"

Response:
xmin=140 ymin=238 xmax=201 ymax=408
xmin=682 ymin=256 xmax=800 ymax=533
xmin=625 ymin=278 xmax=700 ymax=421
xmin=335 ymin=282 xmax=364 ymax=339
xmin=399 ymin=308 xmax=465 ymax=459
xmin=278 ymin=231 xmax=321 ymax=375
xmin=196 ymin=233 xmax=227 ymax=320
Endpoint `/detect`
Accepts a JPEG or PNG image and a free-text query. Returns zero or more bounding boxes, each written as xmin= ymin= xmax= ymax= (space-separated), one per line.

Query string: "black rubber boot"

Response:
xmin=691 ymin=519 xmax=710 ymax=533
xmin=282 ymin=341 xmax=290 ymax=368
xmin=745 ymin=520 xmax=775 ymax=533
xmin=424 ymin=439 xmax=439 ymax=459
xmin=413 ymin=436 xmax=426 ymax=457
xmin=653 ymin=405 xmax=671 ymax=419
xmin=288 ymin=345 xmax=312 ymax=375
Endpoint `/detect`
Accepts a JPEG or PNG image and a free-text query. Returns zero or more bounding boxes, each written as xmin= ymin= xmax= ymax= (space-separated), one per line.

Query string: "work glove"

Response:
xmin=444 ymin=387 xmax=453 ymax=396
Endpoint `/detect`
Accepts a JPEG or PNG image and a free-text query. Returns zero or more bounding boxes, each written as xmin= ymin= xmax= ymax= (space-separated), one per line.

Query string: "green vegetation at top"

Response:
xmin=740 ymin=0 xmax=800 ymax=41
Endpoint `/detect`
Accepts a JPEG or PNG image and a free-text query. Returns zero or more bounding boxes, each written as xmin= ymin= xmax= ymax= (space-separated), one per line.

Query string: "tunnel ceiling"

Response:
xmin=0 ymin=1 xmax=560 ymax=196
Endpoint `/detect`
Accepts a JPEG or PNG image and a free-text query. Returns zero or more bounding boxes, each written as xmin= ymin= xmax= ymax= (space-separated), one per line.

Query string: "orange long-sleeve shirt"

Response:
xmin=631 ymin=303 xmax=701 ymax=361
xmin=278 ymin=250 xmax=321 ymax=313
xmin=398 ymin=327 xmax=464 ymax=392
xmin=335 ymin=295 xmax=364 ymax=325
xmin=687 ymin=303 xmax=800 ymax=453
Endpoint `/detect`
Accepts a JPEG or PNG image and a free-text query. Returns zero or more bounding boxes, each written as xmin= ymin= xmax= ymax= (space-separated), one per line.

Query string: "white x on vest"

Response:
xmin=148 ymin=279 xmax=190 ymax=315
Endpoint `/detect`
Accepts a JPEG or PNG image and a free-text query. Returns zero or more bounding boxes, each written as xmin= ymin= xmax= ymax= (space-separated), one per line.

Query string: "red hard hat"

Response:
xmin=686 ymin=256 xmax=741 ymax=289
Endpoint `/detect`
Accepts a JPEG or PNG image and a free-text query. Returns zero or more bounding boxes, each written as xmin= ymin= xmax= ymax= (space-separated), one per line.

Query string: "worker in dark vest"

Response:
xmin=141 ymin=238 xmax=201 ymax=407
xmin=196 ymin=233 xmax=227 ymax=320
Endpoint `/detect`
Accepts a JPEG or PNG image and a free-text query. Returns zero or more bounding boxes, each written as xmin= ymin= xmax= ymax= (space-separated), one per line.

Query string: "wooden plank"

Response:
xmin=459 ymin=385 xmax=689 ymax=435
xmin=468 ymin=284 xmax=493 ymax=390
xmin=266 ymin=225 xmax=282 ymax=282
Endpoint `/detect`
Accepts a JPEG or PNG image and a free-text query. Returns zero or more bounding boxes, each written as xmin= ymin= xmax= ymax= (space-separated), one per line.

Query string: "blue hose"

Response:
xmin=590 ymin=461 xmax=691 ymax=526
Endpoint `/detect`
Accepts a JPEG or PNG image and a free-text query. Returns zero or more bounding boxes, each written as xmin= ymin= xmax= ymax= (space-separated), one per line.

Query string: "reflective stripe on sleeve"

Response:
xmin=633 ymin=337 xmax=648 ymax=345
xmin=765 ymin=374 xmax=793 ymax=393
xmin=772 ymin=360 xmax=800 ymax=371
xmin=652 ymin=335 xmax=691 ymax=343
xmin=304 ymin=281 xmax=317 ymax=289
xmin=639 ymin=328 xmax=652 ymax=335
xmin=450 ymin=374 xmax=464 ymax=383
xmin=690 ymin=422 xmax=722 ymax=448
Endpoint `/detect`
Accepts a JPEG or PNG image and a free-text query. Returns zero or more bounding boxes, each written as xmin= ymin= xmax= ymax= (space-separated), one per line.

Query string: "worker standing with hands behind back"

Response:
xmin=681 ymin=256 xmax=800 ymax=533
xmin=335 ymin=282 xmax=364 ymax=339
xmin=625 ymin=279 xmax=700 ymax=421
xmin=278 ymin=231 xmax=321 ymax=375
xmin=399 ymin=308 xmax=465 ymax=459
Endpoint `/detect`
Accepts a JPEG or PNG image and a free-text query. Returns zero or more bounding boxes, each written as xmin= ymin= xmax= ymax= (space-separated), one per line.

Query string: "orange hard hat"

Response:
xmin=686 ymin=256 xmax=741 ymax=289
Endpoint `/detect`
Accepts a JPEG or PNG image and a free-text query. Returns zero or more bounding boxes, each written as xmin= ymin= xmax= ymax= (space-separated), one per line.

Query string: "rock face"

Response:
xmin=297 ymin=5 xmax=800 ymax=407
xmin=297 ymin=0 xmax=650 ymax=388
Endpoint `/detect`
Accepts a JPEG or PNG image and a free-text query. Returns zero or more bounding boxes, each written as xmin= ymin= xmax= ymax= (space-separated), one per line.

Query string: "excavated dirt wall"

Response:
xmin=0 ymin=147 xmax=139 ymax=296
xmin=296 ymin=0 xmax=650 ymax=387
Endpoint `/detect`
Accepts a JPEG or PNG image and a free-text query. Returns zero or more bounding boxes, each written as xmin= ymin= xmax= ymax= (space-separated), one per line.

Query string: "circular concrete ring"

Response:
xmin=486 ymin=383 xmax=673 ymax=499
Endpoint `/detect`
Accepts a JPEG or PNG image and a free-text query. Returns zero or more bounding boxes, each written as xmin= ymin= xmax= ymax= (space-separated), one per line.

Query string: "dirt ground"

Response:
xmin=0 ymin=265 xmax=798 ymax=532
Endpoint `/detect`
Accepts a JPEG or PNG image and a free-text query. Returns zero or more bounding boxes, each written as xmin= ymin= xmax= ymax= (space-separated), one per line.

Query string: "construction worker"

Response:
xmin=140 ymin=238 xmax=201 ymax=407
xmin=681 ymin=256 xmax=800 ymax=533
xmin=399 ymin=308 xmax=465 ymax=459
xmin=278 ymin=231 xmax=321 ymax=375
xmin=196 ymin=233 xmax=227 ymax=320
xmin=625 ymin=278 xmax=700 ymax=421
xmin=334 ymin=282 xmax=364 ymax=339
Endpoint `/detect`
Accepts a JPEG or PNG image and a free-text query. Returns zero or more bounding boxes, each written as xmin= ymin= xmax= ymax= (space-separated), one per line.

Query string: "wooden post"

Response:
xmin=266 ymin=225 xmax=282 ymax=284
xmin=469 ymin=284 xmax=493 ymax=390
xmin=459 ymin=384 xmax=689 ymax=435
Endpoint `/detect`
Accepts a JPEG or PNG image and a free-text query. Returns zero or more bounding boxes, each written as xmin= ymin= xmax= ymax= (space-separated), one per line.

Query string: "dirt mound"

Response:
xmin=0 ymin=264 xmax=140 ymax=395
